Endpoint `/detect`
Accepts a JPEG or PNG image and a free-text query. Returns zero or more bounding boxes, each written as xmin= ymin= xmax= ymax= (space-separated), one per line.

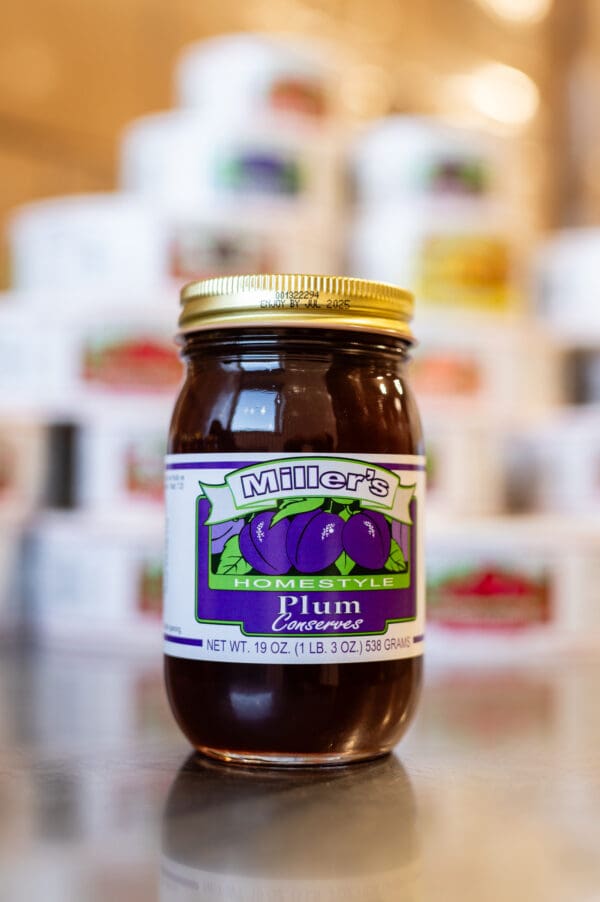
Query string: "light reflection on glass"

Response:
xmin=230 ymin=390 xmax=278 ymax=432
xmin=230 ymin=689 xmax=275 ymax=722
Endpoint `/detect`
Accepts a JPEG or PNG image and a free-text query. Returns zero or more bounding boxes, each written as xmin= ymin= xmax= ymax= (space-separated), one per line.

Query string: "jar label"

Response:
xmin=164 ymin=453 xmax=425 ymax=664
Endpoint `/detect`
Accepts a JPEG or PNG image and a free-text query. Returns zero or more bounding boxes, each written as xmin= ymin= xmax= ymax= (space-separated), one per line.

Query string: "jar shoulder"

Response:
xmin=169 ymin=353 xmax=423 ymax=455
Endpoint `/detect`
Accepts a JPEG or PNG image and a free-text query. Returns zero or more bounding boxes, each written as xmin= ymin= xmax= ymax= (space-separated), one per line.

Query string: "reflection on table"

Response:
xmin=0 ymin=645 xmax=599 ymax=900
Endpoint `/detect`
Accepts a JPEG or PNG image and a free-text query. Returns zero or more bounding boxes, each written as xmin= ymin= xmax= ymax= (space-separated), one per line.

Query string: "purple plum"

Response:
xmin=286 ymin=510 xmax=344 ymax=574
xmin=343 ymin=511 xmax=390 ymax=569
xmin=239 ymin=511 xmax=291 ymax=575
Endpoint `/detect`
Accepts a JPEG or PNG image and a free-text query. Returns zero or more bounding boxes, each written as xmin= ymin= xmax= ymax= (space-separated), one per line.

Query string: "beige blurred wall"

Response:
xmin=0 ymin=0 xmax=588 ymax=286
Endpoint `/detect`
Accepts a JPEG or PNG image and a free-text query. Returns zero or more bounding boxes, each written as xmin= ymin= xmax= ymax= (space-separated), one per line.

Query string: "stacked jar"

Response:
xmin=0 ymin=33 xmax=346 ymax=647
xmin=349 ymin=117 xmax=514 ymax=312
xmin=3 ymin=194 xmax=175 ymax=646
xmin=120 ymin=33 xmax=345 ymax=282
xmin=346 ymin=117 xmax=578 ymax=654
xmin=509 ymin=230 xmax=600 ymax=521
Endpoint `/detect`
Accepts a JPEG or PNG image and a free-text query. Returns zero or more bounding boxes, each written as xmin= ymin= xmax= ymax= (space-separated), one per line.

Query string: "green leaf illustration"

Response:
xmin=332 ymin=497 xmax=354 ymax=506
xmin=216 ymin=535 xmax=252 ymax=575
xmin=335 ymin=551 xmax=355 ymax=575
xmin=271 ymin=497 xmax=325 ymax=526
xmin=339 ymin=507 xmax=352 ymax=522
xmin=385 ymin=539 xmax=407 ymax=573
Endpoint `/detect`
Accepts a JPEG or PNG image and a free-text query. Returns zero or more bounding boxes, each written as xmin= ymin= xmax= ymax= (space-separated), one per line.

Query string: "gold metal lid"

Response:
xmin=179 ymin=274 xmax=415 ymax=342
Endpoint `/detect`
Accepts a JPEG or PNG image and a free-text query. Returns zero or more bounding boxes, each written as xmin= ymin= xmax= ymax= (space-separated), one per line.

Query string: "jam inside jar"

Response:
xmin=164 ymin=276 xmax=425 ymax=766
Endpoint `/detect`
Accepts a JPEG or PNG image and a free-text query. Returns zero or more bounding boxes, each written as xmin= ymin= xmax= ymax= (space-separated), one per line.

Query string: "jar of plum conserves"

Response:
xmin=164 ymin=274 xmax=425 ymax=765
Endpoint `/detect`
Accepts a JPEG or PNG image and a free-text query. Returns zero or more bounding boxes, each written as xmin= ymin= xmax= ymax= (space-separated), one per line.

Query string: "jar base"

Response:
xmin=195 ymin=744 xmax=392 ymax=768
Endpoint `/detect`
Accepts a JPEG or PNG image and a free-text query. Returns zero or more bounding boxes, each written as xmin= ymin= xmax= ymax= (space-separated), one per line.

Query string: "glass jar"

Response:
xmin=164 ymin=274 xmax=425 ymax=765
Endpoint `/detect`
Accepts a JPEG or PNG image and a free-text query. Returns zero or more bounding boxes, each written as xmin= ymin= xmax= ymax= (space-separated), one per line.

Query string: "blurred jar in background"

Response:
xmin=119 ymin=109 xmax=345 ymax=280
xmin=348 ymin=116 xmax=517 ymax=314
xmin=175 ymin=32 xmax=339 ymax=123
xmin=7 ymin=193 xmax=171 ymax=299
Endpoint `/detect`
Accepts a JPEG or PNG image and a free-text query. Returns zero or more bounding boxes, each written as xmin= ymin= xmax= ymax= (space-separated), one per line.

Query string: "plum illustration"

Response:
xmin=211 ymin=519 xmax=244 ymax=554
xmin=343 ymin=511 xmax=390 ymax=570
xmin=286 ymin=510 xmax=344 ymax=573
xmin=239 ymin=511 xmax=291 ymax=575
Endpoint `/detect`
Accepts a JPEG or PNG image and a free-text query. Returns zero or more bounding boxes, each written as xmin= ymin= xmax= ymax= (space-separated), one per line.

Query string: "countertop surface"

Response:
xmin=0 ymin=644 xmax=599 ymax=901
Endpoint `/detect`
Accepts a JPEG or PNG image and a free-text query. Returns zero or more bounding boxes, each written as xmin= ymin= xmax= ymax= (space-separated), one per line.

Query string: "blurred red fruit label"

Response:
xmin=163 ymin=453 xmax=426 ymax=664
xmin=268 ymin=78 xmax=327 ymax=117
xmin=82 ymin=334 xmax=182 ymax=391
xmin=428 ymin=565 xmax=551 ymax=631
xmin=412 ymin=353 xmax=482 ymax=396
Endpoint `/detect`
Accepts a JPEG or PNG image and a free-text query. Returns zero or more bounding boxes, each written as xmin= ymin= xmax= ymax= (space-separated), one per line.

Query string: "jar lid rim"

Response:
xmin=179 ymin=274 xmax=415 ymax=341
